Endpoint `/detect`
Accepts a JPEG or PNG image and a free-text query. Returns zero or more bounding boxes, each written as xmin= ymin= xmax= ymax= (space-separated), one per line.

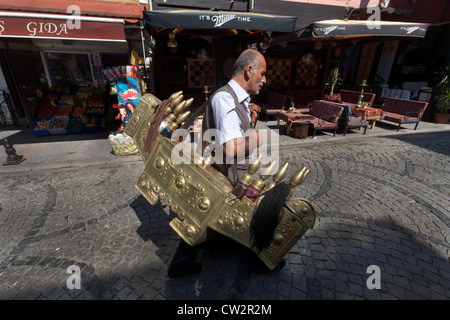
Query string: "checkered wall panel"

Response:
xmin=266 ymin=58 xmax=292 ymax=88
xmin=187 ymin=58 xmax=216 ymax=89
xmin=294 ymin=59 xmax=319 ymax=87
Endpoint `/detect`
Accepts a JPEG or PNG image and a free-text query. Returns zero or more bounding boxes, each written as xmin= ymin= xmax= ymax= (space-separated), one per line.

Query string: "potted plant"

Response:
xmin=328 ymin=68 xmax=341 ymax=96
xmin=434 ymin=64 xmax=450 ymax=123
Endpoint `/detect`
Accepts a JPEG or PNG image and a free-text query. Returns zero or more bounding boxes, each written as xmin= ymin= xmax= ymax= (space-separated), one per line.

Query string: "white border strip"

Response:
xmin=0 ymin=35 xmax=127 ymax=42
xmin=0 ymin=11 xmax=125 ymax=24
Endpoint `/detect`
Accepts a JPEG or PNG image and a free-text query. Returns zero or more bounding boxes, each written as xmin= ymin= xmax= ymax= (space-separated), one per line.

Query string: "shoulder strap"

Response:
xmin=221 ymin=85 xmax=251 ymax=186
xmin=179 ymin=85 xmax=248 ymax=186
xmin=180 ymin=99 xmax=208 ymax=130
xmin=223 ymin=85 xmax=252 ymax=131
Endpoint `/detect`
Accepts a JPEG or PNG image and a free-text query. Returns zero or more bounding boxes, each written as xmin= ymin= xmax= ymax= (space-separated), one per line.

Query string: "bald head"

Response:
xmin=231 ymin=49 xmax=267 ymax=95
xmin=232 ymin=49 xmax=263 ymax=78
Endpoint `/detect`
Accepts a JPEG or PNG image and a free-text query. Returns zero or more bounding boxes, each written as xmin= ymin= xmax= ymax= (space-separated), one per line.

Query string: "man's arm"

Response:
xmin=223 ymin=129 xmax=263 ymax=158
xmin=211 ymin=91 xmax=263 ymax=158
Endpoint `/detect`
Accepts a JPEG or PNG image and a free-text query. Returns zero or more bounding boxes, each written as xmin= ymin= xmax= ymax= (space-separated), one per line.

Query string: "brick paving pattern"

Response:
xmin=0 ymin=132 xmax=448 ymax=300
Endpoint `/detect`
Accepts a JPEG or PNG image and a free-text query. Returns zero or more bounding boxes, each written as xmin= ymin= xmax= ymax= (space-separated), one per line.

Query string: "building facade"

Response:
xmin=0 ymin=0 xmax=149 ymax=127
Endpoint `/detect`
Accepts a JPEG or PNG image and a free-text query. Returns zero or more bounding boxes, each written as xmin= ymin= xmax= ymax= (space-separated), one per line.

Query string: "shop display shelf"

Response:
xmin=83 ymin=124 xmax=99 ymax=133
xmin=86 ymin=106 xmax=105 ymax=114
xmin=31 ymin=116 xmax=53 ymax=136
xmin=55 ymin=106 xmax=73 ymax=116
xmin=56 ymin=101 xmax=71 ymax=107
xmin=72 ymin=105 xmax=86 ymax=118
xmin=49 ymin=116 xmax=69 ymax=135
xmin=66 ymin=116 xmax=84 ymax=133
xmin=82 ymin=112 xmax=101 ymax=125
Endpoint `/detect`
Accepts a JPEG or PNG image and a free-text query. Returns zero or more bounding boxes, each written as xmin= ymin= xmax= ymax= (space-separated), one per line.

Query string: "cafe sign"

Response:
xmin=143 ymin=10 xmax=297 ymax=33
xmin=0 ymin=15 xmax=126 ymax=42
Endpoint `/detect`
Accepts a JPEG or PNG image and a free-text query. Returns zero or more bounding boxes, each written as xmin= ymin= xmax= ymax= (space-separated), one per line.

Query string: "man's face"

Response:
xmin=248 ymin=56 xmax=266 ymax=95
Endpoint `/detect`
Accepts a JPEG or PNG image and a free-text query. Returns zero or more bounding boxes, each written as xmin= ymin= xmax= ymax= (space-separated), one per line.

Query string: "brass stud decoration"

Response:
xmin=197 ymin=196 xmax=210 ymax=211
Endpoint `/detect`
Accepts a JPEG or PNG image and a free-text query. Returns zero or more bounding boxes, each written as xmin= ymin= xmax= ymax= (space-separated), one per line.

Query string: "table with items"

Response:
xmin=275 ymin=108 xmax=310 ymax=130
xmin=275 ymin=109 xmax=314 ymax=138
xmin=351 ymin=106 xmax=384 ymax=129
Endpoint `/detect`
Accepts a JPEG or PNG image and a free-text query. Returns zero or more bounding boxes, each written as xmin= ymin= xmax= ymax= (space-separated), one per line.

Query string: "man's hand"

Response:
xmin=223 ymin=129 xmax=263 ymax=158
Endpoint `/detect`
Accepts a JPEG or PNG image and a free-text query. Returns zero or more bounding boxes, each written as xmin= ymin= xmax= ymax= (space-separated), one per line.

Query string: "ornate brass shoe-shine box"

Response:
xmin=125 ymin=93 xmax=315 ymax=270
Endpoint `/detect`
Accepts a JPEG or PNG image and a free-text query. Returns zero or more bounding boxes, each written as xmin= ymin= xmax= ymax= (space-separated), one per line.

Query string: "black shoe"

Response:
xmin=168 ymin=262 xmax=205 ymax=279
xmin=272 ymin=259 xmax=287 ymax=274
xmin=249 ymin=259 xmax=286 ymax=274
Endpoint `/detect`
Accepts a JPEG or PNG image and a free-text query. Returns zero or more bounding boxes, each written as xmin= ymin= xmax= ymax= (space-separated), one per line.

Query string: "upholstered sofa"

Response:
xmin=308 ymin=100 xmax=344 ymax=137
xmin=326 ymin=90 xmax=376 ymax=106
xmin=378 ymin=97 xmax=428 ymax=131
xmin=256 ymin=91 xmax=290 ymax=121
xmin=286 ymin=89 xmax=320 ymax=108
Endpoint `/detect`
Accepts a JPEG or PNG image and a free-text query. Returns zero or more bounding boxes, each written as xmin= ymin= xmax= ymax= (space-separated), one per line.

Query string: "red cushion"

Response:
xmin=325 ymin=93 xmax=342 ymax=103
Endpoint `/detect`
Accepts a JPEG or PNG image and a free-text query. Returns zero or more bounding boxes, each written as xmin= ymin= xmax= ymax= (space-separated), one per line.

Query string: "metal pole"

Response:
xmin=140 ymin=20 xmax=149 ymax=93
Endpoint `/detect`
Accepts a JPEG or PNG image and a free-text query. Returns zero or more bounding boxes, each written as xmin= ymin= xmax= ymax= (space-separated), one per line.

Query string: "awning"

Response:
xmin=0 ymin=0 xmax=146 ymax=20
xmin=143 ymin=10 xmax=297 ymax=33
xmin=271 ymin=19 xmax=431 ymax=45
xmin=312 ymin=19 xmax=430 ymax=38
xmin=0 ymin=11 xmax=126 ymax=42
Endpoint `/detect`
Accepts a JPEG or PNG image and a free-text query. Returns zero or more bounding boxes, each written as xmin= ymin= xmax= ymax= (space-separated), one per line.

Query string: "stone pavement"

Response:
xmin=0 ymin=119 xmax=449 ymax=301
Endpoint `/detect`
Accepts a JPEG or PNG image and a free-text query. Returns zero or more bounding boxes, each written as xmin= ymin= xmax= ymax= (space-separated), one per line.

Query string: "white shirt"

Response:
xmin=211 ymin=79 xmax=251 ymax=145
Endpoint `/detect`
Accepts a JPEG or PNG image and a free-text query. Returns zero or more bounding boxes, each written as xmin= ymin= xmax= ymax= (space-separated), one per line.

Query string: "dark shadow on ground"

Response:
xmin=0 ymin=121 xmax=122 ymax=146
xmin=130 ymin=195 xmax=177 ymax=250
xmin=129 ymin=187 xmax=450 ymax=300
xmin=159 ymin=216 xmax=449 ymax=300
xmin=1 ymin=208 xmax=447 ymax=300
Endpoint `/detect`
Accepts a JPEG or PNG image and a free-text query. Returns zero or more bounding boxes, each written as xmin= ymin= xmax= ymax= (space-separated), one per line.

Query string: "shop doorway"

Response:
xmin=0 ymin=66 xmax=15 ymax=127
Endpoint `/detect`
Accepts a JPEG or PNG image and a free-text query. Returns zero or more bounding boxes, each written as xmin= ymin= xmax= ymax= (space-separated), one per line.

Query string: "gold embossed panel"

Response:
xmin=124 ymin=94 xmax=160 ymax=139
xmin=143 ymin=136 xmax=233 ymax=245
xmin=124 ymin=94 xmax=161 ymax=164
xmin=136 ymin=169 xmax=159 ymax=206
xmin=209 ymin=195 xmax=315 ymax=270
xmin=209 ymin=194 xmax=256 ymax=248
xmin=255 ymin=200 xmax=315 ymax=270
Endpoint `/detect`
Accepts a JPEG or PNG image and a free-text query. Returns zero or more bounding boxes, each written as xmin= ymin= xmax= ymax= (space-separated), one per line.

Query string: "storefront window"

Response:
xmin=46 ymin=52 xmax=93 ymax=87
xmin=101 ymin=53 xmax=129 ymax=68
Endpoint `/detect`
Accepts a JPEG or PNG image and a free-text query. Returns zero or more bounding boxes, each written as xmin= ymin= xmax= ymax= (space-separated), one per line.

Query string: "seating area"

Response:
xmin=307 ymin=100 xmax=344 ymax=138
xmin=286 ymin=89 xmax=320 ymax=108
xmin=256 ymin=91 xmax=290 ymax=121
xmin=256 ymin=86 xmax=431 ymax=139
xmin=339 ymin=90 xmax=376 ymax=106
xmin=378 ymin=97 xmax=429 ymax=131
xmin=340 ymin=104 xmax=369 ymax=136
xmin=325 ymin=90 xmax=376 ymax=106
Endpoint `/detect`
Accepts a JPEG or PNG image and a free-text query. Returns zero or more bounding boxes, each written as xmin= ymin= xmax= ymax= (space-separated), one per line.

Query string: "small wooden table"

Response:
xmin=275 ymin=111 xmax=290 ymax=127
xmin=291 ymin=120 xmax=310 ymax=139
xmin=275 ymin=109 xmax=311 ymax=132
xmin=352 ymin=106 xmax=384 ymax=129
xmin=289 ymin=115 xmax=315 ymax=139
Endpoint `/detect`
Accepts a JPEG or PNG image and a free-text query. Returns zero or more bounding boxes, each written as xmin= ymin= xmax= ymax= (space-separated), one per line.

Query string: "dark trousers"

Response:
xmin=167 ymin=232 xmax=275 ymax=276
xmin=167 ymin=239 xmax=200 ymax=277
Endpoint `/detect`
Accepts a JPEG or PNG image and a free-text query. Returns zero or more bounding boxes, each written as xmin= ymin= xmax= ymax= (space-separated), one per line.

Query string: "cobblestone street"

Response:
xmin=0 ymin=130 xmax=449 ymax=300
